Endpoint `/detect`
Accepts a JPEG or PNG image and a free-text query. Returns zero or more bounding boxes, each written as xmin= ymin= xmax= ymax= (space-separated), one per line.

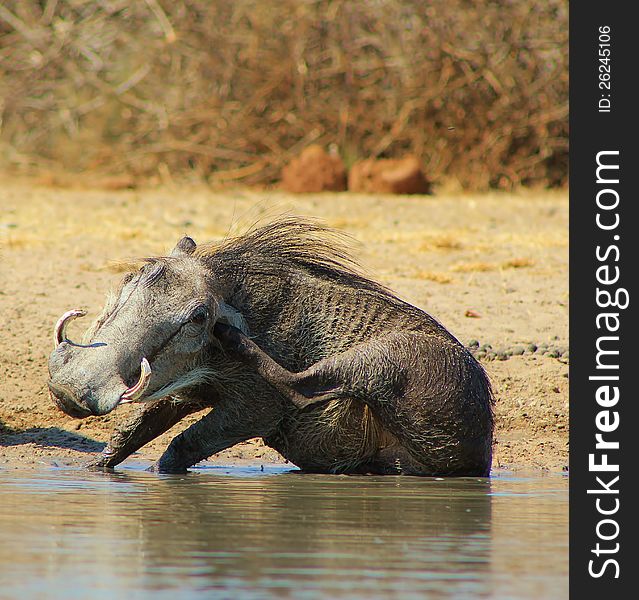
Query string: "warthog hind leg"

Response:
xmin=214 ymin=322 xmax=389 ymax=409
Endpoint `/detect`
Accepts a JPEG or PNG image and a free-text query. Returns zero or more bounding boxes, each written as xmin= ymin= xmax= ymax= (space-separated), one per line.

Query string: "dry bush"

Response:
xmin=0 ymin=0 xmax=567 ymax=190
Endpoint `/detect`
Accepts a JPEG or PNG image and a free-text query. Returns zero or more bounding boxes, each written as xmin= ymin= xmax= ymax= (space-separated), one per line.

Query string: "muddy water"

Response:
xmin=0 ymin=466 xmax=567 ymax=599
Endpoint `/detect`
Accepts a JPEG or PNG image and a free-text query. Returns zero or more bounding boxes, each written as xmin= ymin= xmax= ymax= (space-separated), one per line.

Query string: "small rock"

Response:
xmin=348 ymin=155 xmax=431 ymax=194
xmin=281 ymin=145 xmax=347 ymax=193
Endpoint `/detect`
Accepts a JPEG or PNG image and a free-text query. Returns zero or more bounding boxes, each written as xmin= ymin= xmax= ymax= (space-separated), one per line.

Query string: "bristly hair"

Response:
xmin=195 ymin=217 xmax=397 ymax=299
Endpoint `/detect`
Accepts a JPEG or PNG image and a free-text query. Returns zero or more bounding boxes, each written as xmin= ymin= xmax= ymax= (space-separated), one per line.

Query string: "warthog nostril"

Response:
xmin=47 ymin=381 xmax=93 ymax=418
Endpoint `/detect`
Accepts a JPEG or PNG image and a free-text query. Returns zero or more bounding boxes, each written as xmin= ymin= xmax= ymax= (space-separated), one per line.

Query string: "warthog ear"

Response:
xmin=171 ymin=236 xmax=197 ymax=257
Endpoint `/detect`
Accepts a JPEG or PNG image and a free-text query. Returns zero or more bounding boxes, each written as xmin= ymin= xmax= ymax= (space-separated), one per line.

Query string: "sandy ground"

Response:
xmin=0 ymin=178 xmax=568 ymax=473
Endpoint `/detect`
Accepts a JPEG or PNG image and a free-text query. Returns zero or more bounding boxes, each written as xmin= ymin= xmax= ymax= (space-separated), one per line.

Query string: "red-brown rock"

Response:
xmin=281 ymin=145 xmax=347 ymax=193
xmin=348 ymin=156 xmax=431 ymax=194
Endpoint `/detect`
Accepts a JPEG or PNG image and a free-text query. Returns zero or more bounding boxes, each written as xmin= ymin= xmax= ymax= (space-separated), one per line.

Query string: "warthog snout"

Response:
xmin=48 ymin=310 xmax=153 ymax=417
xmin=48 ymin=347 xmax=121 ymax=417
xmin=47 ymin=380 xmax=93 ymax=418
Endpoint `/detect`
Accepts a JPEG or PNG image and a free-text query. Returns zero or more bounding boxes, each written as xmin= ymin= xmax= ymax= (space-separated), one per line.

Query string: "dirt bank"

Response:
xmin=0 ymin=179 xmax=568 ymax=472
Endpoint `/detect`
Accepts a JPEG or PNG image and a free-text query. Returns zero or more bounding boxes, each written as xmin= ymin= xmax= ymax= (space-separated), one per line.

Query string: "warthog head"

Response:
xmin=48 ymin=236 xmax=243 ymax=417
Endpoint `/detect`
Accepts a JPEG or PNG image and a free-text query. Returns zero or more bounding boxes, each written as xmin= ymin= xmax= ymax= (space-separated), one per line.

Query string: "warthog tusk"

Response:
xmin=53 ymin=309 xmax=87 ymax=347
xmin=120 ymin=358 xmax=152 ymax=403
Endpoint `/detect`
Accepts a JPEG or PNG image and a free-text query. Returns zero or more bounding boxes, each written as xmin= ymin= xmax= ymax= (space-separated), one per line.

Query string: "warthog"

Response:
xmin=48 ymin=219 xmax=493 ymax=475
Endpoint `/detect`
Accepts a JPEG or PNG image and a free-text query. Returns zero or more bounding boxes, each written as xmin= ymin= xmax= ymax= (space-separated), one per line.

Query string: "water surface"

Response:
xmin=0 ymin=465 xmax=567 ymax=599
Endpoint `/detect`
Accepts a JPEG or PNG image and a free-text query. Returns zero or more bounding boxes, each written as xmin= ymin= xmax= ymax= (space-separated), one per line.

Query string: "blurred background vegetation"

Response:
xmin=0 ymin=0 xmax=567 ymax=190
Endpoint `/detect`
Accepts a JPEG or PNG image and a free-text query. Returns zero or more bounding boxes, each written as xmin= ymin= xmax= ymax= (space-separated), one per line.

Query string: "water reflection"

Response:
xmin=0 ymin=466 xmax=567 ymax=599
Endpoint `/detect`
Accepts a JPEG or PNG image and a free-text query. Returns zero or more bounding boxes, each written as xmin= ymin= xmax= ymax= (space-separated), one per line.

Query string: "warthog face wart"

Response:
xmin=48 ymin=236 xmax=241 ymax=417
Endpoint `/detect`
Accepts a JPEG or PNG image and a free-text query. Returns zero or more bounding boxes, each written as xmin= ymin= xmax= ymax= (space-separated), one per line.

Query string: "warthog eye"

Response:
xmin=187 ymin=306 xmax=208 ymax=326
